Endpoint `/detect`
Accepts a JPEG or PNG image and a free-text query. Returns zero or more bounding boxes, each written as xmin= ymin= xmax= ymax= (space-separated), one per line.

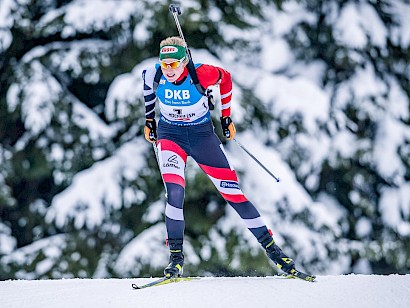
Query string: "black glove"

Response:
xmin=144 ymin=119 xmax=157 ymax=143
xmin=220 ymin=116 xmax=236 ymax=140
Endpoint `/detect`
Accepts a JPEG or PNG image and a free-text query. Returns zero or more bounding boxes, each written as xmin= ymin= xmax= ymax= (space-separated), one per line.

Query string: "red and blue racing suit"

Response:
xmin=142 ymin=63 xmax=270 ymax=243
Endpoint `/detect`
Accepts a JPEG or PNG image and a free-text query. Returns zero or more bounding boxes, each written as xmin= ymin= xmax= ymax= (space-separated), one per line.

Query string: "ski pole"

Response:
xmin=168 ymin=3 xmax=210 ymax=104
xmin=233 ymin=138 xmax=280 ymax=182
xmin=153 ymin=142 xmax=168 ymax=197
xmin=169 ymin=4 xmax=191 ymax=60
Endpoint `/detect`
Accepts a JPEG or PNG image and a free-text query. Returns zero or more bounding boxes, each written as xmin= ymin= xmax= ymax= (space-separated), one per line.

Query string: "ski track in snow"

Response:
xmin=1 ymin=274 xmax=409 ymax=308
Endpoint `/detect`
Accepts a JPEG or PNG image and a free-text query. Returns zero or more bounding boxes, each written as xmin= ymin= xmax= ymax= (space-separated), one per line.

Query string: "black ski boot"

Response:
xmin=164 ymin=239 xmax=184 ymax=278
xmin=258 ymin=231 xmax=295 ymax=274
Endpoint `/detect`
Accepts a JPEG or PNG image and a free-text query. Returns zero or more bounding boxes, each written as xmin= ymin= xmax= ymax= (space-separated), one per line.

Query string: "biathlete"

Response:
xmin=142 ymin=36 xmax=297 ymax=278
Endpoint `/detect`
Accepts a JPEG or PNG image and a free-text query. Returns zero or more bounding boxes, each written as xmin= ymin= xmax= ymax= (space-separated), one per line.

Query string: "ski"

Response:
xmin=277 ymin=268 xmax=316 ymax=282
xmin=131 ymin=276 xmax=197 ymax=289
xmin=132 ymin=269 xmax=315 ymax=289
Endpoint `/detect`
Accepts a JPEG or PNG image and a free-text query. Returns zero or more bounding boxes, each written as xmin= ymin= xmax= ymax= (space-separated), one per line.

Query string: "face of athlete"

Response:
xmin=160 ymin=58 xmax=186 ymax=83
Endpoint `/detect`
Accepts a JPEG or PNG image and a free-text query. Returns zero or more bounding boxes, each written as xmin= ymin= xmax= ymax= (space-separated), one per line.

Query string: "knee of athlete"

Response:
xmin=166 ymin=184 xmax=185 ymax=205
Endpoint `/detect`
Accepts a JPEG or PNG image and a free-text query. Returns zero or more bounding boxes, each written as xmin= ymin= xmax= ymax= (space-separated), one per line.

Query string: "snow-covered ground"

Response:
xmin=1 ymin=274 xmax=409 ymax=308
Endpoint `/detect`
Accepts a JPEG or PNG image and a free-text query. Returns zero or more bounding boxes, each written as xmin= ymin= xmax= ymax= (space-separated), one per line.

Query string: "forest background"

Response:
xmin=0 ymin=0 xmax=409 ymax=280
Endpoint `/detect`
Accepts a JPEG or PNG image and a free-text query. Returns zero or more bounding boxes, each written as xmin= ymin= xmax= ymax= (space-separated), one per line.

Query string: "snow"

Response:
xmin=60 ymin=0 xmax=139 ymax=38
xmin=0 ymin=0 xmax=14 ymax=51
xmin=0 ymin=223 xmax=16 ymax=255
xmin=379 ymin=183 xmax=410 ymax=236
xmin=46 ymin=140 xmax=148 ymax=229
xmin=257 ymin=74 xmax=329 ymax=134
xmin=390 ymin=1 xmax=410 ymax=47
xmin=2 ymin=0 xmax=410 ymax=281
xmin=2 ymin=235 xmax=67 ymax=280
xmin=115 ymin=224 xmax=202 ymax=277
xmin=1 ymin=275 xmax=410 ymax=308
xmin=335 ymin=2 xmax=387 ymax=48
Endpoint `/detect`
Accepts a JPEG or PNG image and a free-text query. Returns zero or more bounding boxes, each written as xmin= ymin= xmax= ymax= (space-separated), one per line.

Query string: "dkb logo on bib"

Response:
xmin=165 ymin=89 xmax=190 ymax=99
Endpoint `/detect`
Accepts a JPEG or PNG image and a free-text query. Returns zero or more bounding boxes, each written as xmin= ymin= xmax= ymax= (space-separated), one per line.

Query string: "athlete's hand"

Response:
xmin=220 ymin=116 xmax=236 ymax=140
xmin=144 ymin=119 xmax=157 ymax=143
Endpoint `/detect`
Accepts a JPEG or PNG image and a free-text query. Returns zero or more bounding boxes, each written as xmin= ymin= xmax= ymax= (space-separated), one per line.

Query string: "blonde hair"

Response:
xmin=160 ymin=36 xmax=186 ymax=47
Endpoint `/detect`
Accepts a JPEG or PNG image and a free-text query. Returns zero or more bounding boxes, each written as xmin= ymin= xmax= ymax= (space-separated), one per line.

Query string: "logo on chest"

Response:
xmin=165 ymin=89 xmax=190 ymax=100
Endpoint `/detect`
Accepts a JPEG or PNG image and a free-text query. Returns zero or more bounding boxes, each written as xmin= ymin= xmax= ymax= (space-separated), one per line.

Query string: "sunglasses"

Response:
xmin=159 ymin=57 xmax=186 ymax=69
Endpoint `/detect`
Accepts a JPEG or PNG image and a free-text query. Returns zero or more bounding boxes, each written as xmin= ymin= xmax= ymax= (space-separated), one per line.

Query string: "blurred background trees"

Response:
xmin=1 ymin=0 xmax=409 ymax=279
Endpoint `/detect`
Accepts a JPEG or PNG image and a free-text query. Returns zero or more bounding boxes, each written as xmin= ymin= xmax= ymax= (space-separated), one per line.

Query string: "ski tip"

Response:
xmin=131 ymin=283 xmax=141 ymax=289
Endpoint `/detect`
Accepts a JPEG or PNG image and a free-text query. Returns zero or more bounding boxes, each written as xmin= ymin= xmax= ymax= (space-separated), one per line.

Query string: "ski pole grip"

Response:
xmin=169 ymin=4 xmax=181 ymax=15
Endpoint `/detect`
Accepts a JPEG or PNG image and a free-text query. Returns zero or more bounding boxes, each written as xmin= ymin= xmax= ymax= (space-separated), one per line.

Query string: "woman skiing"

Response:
xmin=142 ymin=36 xmax=306 ymax=280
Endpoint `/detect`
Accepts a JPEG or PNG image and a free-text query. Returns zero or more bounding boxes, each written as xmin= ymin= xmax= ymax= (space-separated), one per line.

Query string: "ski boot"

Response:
xmin=164 ymin=239 xmax=184 ymax=278
xmin=258 ymin=231 xmax=295 ymax=274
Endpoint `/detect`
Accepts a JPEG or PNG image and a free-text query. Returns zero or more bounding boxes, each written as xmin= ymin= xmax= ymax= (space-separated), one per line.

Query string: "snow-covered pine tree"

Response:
xmin=280 ymin=0 xmax=410 ymax=274
xmin=1 ymin=0 xmax=408 ymax=279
